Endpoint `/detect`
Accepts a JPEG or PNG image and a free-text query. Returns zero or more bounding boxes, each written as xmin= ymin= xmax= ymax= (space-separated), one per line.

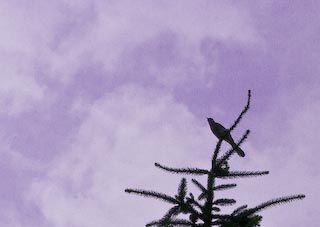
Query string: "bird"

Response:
xmin=207 ymin=118 xmax=245 ymax=157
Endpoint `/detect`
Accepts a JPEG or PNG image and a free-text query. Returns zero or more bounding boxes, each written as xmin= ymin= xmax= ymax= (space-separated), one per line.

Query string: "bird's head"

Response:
xmin=207 ymin=118 xmax=215 ymax=125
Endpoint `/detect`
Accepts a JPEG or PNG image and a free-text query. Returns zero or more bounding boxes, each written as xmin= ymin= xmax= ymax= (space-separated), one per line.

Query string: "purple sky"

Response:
xmin=0 ymin=1 xmax=318 ymax=226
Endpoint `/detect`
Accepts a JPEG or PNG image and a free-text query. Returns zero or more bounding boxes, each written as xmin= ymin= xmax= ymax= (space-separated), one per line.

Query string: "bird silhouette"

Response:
xmin=207 ymin=118 xmax=245 ymax=157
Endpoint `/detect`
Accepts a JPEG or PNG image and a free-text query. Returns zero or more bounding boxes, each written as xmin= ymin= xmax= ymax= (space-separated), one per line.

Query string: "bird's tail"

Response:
xmin=236 ymin=147 xmax=245 ymax=157
xmin=230 ymin=140 xmax=246 ymax=157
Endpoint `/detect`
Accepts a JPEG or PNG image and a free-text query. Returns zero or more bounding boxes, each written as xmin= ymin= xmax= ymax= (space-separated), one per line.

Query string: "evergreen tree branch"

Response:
xmin=187 ymin=193 xmax=204 ymax=211
xmin=218 ymin=214 xmax=263 ymax=227
xmin=178 ymin=195 xmax=204 ymax=221
xmin=217 ymin=170 xmax=269 ymax=178
xmin=216 ymin=130 xmax=250 ymax=167
xmin=198 ymin=192 xmax=206 ymax=201
xmin=177 ymin=178 xmax=187 ymax=201
xmin=212 ymin=214 xmax=233 ymax=219
xmin=212 ymin=139 xmax=223 ymax=169
xmin=213 ymin=198 xmax=236 ymax=206
xmin=211 ymin=220 xmax=224 ymax=226
xmin=155 ymin=163 xmax=209 ymax=175
xmin=243 ymin=194 xmax=306 ymax=216
xmin=163 ymin=206 xmax=180 ymax=219
xmin=146 ymin=218 xmax=194 ymax=226
xmin=231 ymin=205 xmax=248 ymax=216
xmin=125 ymin=189 xmax=178 ymax=204
xmin=191 ymin=179 xmax=207 ymax=194
xmin=184 ymin=203 xmax=203 ymax=220
xmin=197 ymin=183 xmax=237 ymax=202
xmin=212 ymin=206 xmax=221 ymax=212
xmin=229 ymin=90 xmax=251 ymax=132
xmin=213 ymin=183 xmax=237 ymax=191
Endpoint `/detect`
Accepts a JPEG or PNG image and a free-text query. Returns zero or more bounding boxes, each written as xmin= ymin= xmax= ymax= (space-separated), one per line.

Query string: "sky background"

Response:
xmin=0 ymin=1 xmax=319 ymax=226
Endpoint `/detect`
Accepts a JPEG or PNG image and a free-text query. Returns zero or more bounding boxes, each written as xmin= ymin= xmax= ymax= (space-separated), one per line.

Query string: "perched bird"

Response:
xmin=207 ymin=118 xmax=245 ymax=157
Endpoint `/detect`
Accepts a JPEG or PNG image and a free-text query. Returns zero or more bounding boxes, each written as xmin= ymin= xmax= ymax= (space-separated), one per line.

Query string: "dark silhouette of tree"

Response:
xmin=125 ymin=90 xmax=305 ymax=226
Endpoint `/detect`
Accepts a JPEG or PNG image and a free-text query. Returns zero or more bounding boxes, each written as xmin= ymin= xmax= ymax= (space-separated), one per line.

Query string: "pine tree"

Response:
xmin=125 ymin=90 xmax=305 ymax=227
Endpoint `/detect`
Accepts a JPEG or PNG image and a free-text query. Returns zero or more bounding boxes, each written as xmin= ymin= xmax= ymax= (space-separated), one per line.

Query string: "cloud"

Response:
xmin=2 ymin=1 xmax=317 ymax=227
xmin=221 ymin=89 xmax=320 ymax=226
xmin=29 ymin=85 xmax=214 ymax=226
xmin=0 ymin=207 xmax=23 ymax=227
xmin=0 ymin=1 xmax=58 ymax=114
xmin=63 ymin=0 xmax=261 ymax=78
xmin=0 ymin=2 xmax=263 ymax=224
xmin=0 ymin=52 xmax=46 ymax=115
xmin=0 ymin=0 xmax=93 ymax=114
xmin=0 ymin=0 xmax=261 ymax=115
xmin=28 ymin=83 xmax=315 ymax=226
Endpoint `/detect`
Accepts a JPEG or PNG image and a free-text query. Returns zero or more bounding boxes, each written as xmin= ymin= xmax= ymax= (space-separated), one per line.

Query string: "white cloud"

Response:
xmin=29 ymin=85 xmax=213 ymax=226
xmin=0 ymin=52 xmax=45 ymax=115
xmin=222 ymin=92 xmax=320 ymax=226
xmin=27 ymin=84 xmax=316 ymax=227
xmin=48 ymin=0 xmax=262 ymax=79
xmin=0 ymin=0 xmax=93 ymax=113
xmin=0 ymin=1 xmax=59 ymax=114
xmin=0 ymin=0 xmax=262 ymax=114
xmin=0 ymin=139 xmax=44 ymax=172
xmin=0 ymin=207 xmax=23 ymax=227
